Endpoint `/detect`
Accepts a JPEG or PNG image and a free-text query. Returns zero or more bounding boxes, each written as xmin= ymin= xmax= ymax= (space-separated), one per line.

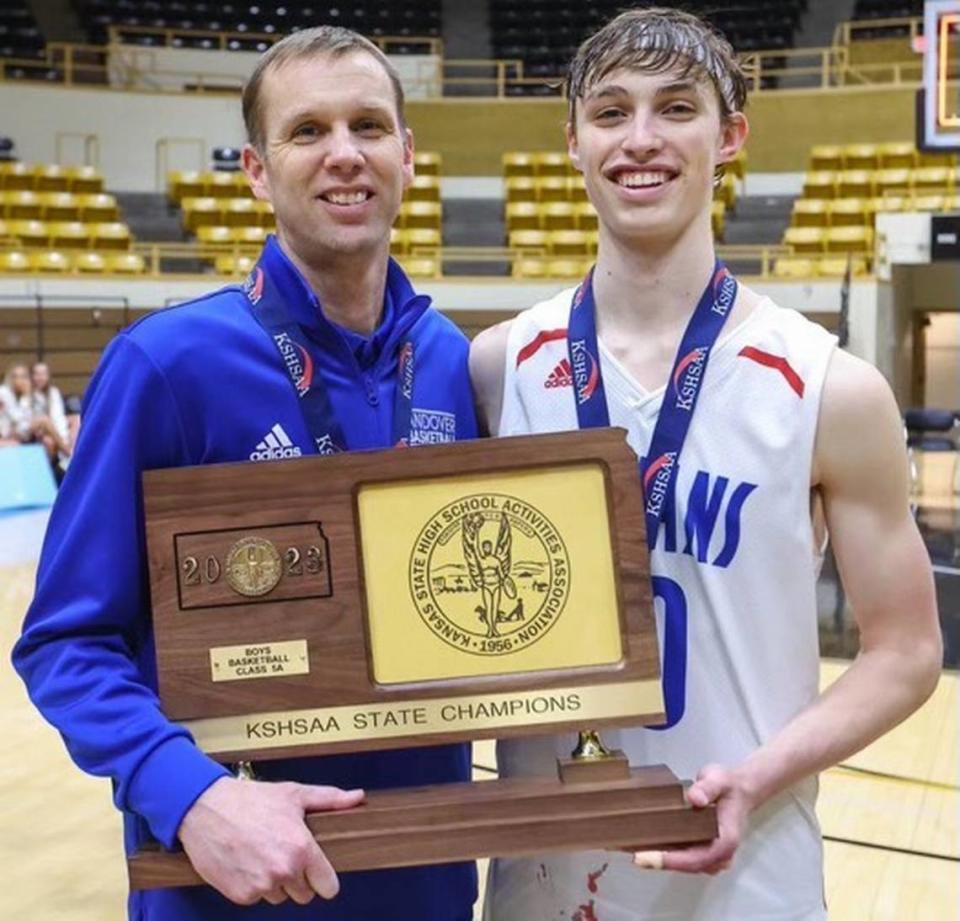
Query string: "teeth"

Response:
xmin=325 ymin=190 xmax=368 ymax=205
xmin=618 ymin=172 xmax=670 ymax=188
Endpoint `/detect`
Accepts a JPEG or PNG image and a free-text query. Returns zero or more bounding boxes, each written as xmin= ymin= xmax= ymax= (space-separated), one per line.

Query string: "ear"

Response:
xmin=717 ymin=112 xmax=749 ymax=170
xmin=566 ymin=121 xmax=582 ymax=173
xmin=242 ymin=143 xmax=271 ymax=202
xmin=401 ymin=127 xmax=415 ymax=190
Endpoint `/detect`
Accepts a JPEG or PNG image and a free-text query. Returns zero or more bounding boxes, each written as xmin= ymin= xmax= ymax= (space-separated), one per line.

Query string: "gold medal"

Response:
xmin=224 ymin=536 xmax=283 ymax=597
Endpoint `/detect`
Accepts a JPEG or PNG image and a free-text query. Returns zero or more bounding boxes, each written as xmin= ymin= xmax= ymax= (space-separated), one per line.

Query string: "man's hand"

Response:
xmin=633 ymin=764 xmax=755 ymax=876
xmin=178 ymin=776 xmax=365 ymax=905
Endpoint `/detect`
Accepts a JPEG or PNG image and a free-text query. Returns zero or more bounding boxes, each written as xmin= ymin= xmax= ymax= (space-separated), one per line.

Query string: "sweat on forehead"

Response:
xmin=566 ymin=8 xmax=746 ymax=121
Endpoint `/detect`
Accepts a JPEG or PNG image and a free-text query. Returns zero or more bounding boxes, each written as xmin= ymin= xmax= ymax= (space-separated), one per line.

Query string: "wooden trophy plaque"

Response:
xmin=127 ymin=429 xmax=716 ymax=890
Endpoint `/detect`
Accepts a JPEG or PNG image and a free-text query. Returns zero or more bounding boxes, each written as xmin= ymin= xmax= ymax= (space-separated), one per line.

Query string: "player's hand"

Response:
xmin=178 ymin=776 xmax=365 ymax=905
xmin=632 ymin=764 xmax=755 ymax=875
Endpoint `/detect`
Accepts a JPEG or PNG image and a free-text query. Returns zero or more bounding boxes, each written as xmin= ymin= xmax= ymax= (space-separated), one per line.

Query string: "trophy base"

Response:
xmin=128 ymin=764 xmax=716 ymax=890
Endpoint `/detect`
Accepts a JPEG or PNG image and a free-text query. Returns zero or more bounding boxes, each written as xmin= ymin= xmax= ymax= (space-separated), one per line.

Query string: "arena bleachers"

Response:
xmin=0 ymin=1 xmax=43 ymax=62
xmin=491 ymin=0 xmax=805 ymax=94
xmin=851 ymin=0 xmax=924 ymax=35
xmin=74 ymin=0 xmax=441 ymax=49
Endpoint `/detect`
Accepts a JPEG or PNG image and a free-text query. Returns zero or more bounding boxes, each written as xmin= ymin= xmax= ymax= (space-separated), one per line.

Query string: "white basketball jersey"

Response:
xmin=486 ymin=288 xmax=837 ymax=921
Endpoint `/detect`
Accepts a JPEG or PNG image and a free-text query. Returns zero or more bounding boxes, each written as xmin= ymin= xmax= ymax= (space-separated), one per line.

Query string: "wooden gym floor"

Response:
xmin=1 ymin=457 xmax=957 ymax=920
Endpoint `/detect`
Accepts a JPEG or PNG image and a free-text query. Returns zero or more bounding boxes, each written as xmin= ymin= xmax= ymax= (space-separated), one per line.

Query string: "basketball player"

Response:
xmin=470 ymin=9 xmax=941 ymax=919
xmin=13 ymin=27 xmax=477 ymax=921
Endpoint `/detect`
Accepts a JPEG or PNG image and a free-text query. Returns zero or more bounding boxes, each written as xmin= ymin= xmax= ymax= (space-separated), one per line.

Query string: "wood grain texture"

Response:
xmin=128 ymin=765 xmax=716 ymax=890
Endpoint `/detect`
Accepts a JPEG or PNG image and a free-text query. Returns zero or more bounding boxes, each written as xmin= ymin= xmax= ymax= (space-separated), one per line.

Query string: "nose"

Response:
xmin=324 ymin=124 xmax=364 ymax=173
xmin=621 ymin=110 xmax=664 ymax=158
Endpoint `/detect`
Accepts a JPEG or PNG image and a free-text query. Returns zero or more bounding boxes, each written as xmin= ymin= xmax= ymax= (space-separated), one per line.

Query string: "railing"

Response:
xmin=833 ymin=16 xmax=924 ymax=47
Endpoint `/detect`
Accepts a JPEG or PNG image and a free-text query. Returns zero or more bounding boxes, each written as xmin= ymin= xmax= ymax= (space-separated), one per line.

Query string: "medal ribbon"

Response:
xmin=566 ymin=260 xmax=738 ymax=550
xmin=245 ymin=257 xmax=415 ymax=454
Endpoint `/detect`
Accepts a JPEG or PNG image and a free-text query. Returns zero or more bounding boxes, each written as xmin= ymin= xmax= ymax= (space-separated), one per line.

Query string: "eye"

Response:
xmin=594 ymin=106 xmax=626 ymax=123
xmin=662 ymin=101 xmax=697 ymax=117
xmin=292 ymin=123 xmax=319 ymax=142
xmin=355 ymin=118 xmax=388 ymax=137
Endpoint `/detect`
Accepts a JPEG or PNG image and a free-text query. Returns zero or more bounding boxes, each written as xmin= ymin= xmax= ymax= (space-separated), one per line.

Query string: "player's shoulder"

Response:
xmin=125 ymin=285 xmax=248 ymax=345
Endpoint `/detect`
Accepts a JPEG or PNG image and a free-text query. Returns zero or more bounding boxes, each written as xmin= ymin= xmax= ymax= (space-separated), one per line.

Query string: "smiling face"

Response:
xmin=568 ymin=66 xmax=746 ymax=249
xmin=242 ymin=50 xmax=413 ymax=266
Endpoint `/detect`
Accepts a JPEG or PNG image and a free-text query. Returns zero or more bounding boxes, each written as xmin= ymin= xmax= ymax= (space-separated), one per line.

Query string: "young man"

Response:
xmin=14 ymin=27 xmax=477 ymax=921
xmin=471 ymin=9 xmax=941 ymax=919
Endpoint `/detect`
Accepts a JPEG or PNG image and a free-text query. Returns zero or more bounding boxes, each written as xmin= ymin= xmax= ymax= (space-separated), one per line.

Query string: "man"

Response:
xmin=470 ymin=8 xmax=941 ymax=919
xmin=14 ymin=27 xmax=477 ymax=921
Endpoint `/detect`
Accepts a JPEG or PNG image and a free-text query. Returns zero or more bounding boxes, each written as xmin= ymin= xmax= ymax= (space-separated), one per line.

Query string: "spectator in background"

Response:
xmin=0 ymin=362 xmax=69 ymax=470
xmin=31 ymin=361 xmax=71 ymax=464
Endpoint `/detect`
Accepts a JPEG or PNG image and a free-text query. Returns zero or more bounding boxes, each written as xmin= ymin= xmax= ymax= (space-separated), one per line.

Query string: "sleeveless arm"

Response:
xmin=468 ymin=319 xmax=512 ymax=436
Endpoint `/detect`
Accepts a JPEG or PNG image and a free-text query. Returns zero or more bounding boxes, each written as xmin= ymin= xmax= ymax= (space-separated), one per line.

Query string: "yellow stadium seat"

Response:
xmin=506 ymin=177 xmax=537 ymax=203
xmin=65 ymin=165 xmax=104 ymax=194
xmin=536 ymin=177 xmax=570 ymax=203
xmin=825 ymin=226 xmax=873 ymax=254
xmin=548 ymin=230 xmax=590 ymax=257
xmin=874 ymin=168 xmax=912 ymax=196
xmin=406 ymin=175 xmax=441 ymax=203
xmin=508 ymin=229 xmax=549 ymax=252
xmin=533 ymin=152 xmax=569 ymax=178
xmin=505 ymin=201 xmax=540 ymax=232
xmin=828 ymin=198 xmax=873 ymax=227
xmin=810 ymin=145 xmax=844 ymax=172
xmin=711 ymin=201 xmax=725 ymax=239
xmin=916 ymin=150 xmax=957 ymax=169
xmin=503 ymin=152 xmax=535 ymax=179
xmin=0 ymin=162 xmax=34 ymax=191
xmin=545 ymin=258 xmax=590 ymax=280
xmin=252 ymin=199 xmax=275 ymax=227
xmin=0 ymin=217 xmax=8 ymax=240
xmin=78 ymin=193 xmax=119 ymax=222
xmin=196 ymin=225 xmax=233 ymax=245
xmin=540 ymin=202 xmax=576 ymax=231
xmin=3 ymin=190 xmax=42 ymax=219
xmin=401 ymin=201 xmax=441 ymax=231
xmin=108 ymin=252 xmax=146 ymax=274
xmin=413 ymin=152 xmax=442 ymax=176
xmin=50 ymin=221 xmax=91 ymax=249
xmin=401 ymin=257 xmax=440 ymax=279
xmin=568 ymin=176 xmax=589 ymax=203
xmin=912 ymin=166 xmax=952 ymax=193
xmin=945 ymin=193 xmax=960 ymax=210
xmin=773 ymin=257 xmax=817 ymax=279
xmin=30 ymin=250 xmax=71 ymax=273
xmin=205 ymin=171 xmax=240 ymax=198
xmin=913 ymin=194 xmax=946 ymax=212
xmin=714 ymin=172 xmax=737 ymax=208
xmin=92 ymin=222 xmax=132 ymax=250
xmin=837 ymin=170 xmax=874 ymax=199
xmin=389 ymin=227 xmax=407 ymax=255
xmin=168 ymin=170 xmax=204 ymax=203
xmin=182 ymin=197 xmax=222 ymax=231
xmin=35 ymin=164 xmax=70 ymax=192
xmin=791 ymin=199 xmax=829 ymax=227
xmin=223 ymin=197 xmax=259 ymax=227
xmin=877 ymin=142 xmax=915 ymax=170
xmin=803 ymin=172 xmax=836 ymax=199
xmin=784 ymin=226 xmax=826 ymax=254
xmin=574 ymin=202 xmax=598 ymax=231
xmin=74 ymin=251 xmax=107 ymax=273
xmin=10 ymin=219 xmax=49 ymax=247
xmin=585 ymin=230 xmax=599 ymax=255
xmin=511 ymin=258 xmax=547 ymax=279
xmin=234 ymin=225 xmax=268 ymax=246
xmin=40 ymin=192 xmax=81 ymax=221
xmin=214 ymin=254 xmax=256 ymax=276
xmin=817 ymin=256 xmax=870 ymax=277
xmin=0 ymin=250 xmax=30 ymax=272
xmin=842 ymin=143 xmax=880 ymax=171
xmin=872 ymin=195 xmax=909 ymax=213
xmin=405 ymin=228 xmax=441 ymax=252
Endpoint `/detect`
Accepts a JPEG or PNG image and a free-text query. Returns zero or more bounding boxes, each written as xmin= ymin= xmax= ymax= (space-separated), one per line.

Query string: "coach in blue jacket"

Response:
xmin=13 ymin=26 xmax=478 ymax=921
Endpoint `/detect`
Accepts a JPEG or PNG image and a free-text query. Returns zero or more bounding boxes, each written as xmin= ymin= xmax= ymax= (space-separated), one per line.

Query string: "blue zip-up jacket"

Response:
xmin=13 ymin=238 xmax=479 ymax=921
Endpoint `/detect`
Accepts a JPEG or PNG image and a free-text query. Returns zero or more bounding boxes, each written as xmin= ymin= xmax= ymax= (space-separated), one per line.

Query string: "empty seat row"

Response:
xmin=810 ymin=142 xmax=955 ymax=172
xmin=803 ymin=168 xmax=957 ymax=199
xmin=512 ymin=257 xmax=592 ymax=281
xmin=0 ymin=250 xmax=145 ymax=274
xmin=0 ymin=162 xmax=105 ymax=193
xmin=773 ymin=256 xmax=872 ymax=279
xmin=0 ymin=191 xmax=118 ymax=221
xmin=212 ymin=253 xmax=440 ymax=279
xmin=792 ymin=195 xmax=960 ymax=227
xmin=1 ymin=219 xmax=132 ymax=249
xmin=784 ymin=226 xmax=875 ymax=254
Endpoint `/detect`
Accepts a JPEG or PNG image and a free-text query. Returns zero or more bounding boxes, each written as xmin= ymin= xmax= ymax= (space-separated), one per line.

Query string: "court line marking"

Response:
xmin=824 ymin=836 xmax=959 ymax=863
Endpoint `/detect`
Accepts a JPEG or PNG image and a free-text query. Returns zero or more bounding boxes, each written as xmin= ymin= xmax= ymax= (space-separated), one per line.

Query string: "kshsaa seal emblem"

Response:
xmin=225 ymin=536 xmax=283 ymax=597
xmin=409 ymin=494 xmax=571 ymax=656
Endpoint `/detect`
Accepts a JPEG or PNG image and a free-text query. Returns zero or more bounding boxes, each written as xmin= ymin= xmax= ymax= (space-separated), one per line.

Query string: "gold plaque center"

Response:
xmin=225 ymin=537 xmax=283 ymax=597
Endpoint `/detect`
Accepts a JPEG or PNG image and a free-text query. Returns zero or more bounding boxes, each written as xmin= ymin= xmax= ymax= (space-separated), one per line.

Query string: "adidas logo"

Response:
xmin=250 ymin=423 xmax=302 ymax=461
xmin=544 ymin=358 xmax=573 ymax=389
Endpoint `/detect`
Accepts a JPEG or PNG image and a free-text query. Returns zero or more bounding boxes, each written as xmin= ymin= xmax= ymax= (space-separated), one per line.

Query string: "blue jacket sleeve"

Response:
xmin=12 ymin=333 xmax=229 ymax=848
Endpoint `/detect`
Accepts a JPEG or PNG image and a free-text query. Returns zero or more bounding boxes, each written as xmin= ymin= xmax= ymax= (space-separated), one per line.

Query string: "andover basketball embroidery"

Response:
xmin=409 ymin=494 xmax=571 ymax=656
